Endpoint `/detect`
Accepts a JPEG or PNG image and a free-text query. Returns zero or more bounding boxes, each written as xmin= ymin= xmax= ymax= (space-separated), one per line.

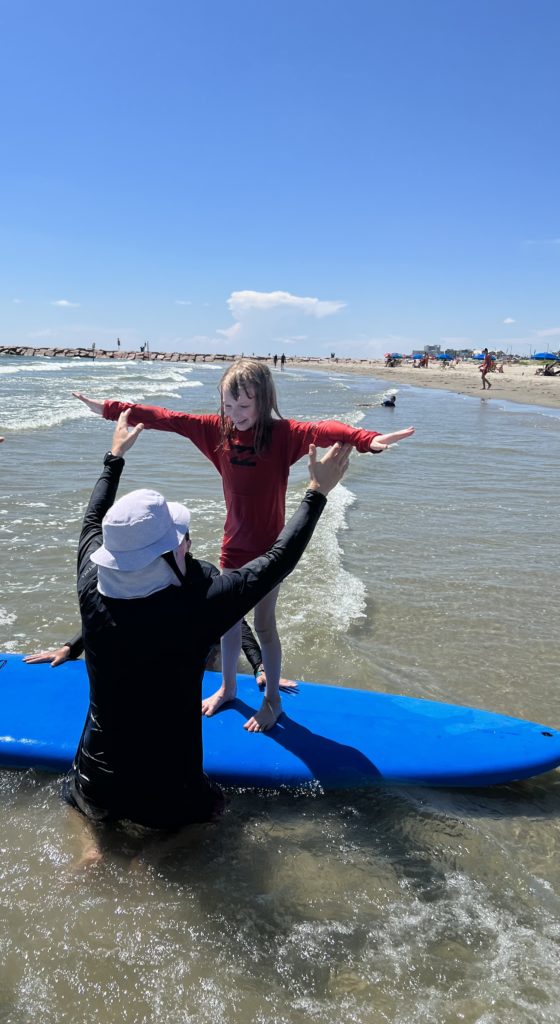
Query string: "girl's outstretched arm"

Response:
xmin=73 ymin=393 xmax=104 ymax=416
xmin=370 ymin=426 xmax=415 ymax=451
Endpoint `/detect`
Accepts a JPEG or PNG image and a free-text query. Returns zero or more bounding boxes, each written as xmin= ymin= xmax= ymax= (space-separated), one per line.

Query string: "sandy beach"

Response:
xmin=2 ymin=346 xmax=559 ymax=410
xmin=289 ymin=357 xmax=560 ymax=410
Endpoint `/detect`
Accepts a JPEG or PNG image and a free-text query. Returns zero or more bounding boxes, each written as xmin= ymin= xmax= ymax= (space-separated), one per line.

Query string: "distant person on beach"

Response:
xmin=57 ymin=407 xmax=351 ymax=830
xmin=273 ymin=354 xmax=278 ymax=368
xmin=480 ymin=348 xmax=493 ymax=390
xmin=74 ymin=358 xmax=415 ymax=734
xmin=280 ymin=353 xmax=286 ymax=370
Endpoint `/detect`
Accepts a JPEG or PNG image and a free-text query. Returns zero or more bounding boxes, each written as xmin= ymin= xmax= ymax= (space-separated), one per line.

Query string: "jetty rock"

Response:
xmin=0 ymin=345 xmax=236 ymax=363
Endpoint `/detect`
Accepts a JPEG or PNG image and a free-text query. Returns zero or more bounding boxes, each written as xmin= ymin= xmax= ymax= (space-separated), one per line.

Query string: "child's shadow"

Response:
xmin=228 ymin=698 xmax=382 ymax=788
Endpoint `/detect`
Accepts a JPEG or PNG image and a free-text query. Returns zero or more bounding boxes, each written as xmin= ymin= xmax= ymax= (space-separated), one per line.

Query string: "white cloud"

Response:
xmin=227 ymin=289 xmax=345 ymax=319
xmin=217 ymin=322 xmax=242 ymax=340
xmin=175 ymin=299 xmax=192 ymax=306
xmin=12 ymin=298 xmax=22 ymax=304
xmin=51 ymin=299 xmax=80 ymax=308
xmin=215 ymin=289 xmax=345 ymax=350
xmin=533 ymin=326 xmax=560 ymax=337
xmin=503 ymin=317 xmax=515 ymax=324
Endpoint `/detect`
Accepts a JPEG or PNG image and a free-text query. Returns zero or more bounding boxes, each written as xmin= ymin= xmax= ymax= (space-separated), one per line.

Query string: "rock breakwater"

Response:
xmin=0 ymin=345 xmax=235 ymax=362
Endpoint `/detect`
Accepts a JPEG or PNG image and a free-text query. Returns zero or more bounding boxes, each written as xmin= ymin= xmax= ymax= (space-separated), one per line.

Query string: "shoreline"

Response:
xmin=291 ymin=358 xmax=560 ymax=411
xmin=2 ymin=345 xmax=560 ymax=411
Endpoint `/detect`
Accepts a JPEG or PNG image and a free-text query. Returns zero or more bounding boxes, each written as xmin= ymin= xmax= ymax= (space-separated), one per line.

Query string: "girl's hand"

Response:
xmin=370 ymin=426 xmax=415 ymax=451
xmin=73 ymin=392 xmax=104 ymax=416
xmin=24 ymin=645 xmax=72 ymax=667
xmin=111 ymin=409 xmax=144 ymax=458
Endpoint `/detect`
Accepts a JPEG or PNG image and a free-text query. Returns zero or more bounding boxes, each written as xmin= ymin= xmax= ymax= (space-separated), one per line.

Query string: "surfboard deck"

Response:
xmin=1 ymin=653 xmax=559 ymax=788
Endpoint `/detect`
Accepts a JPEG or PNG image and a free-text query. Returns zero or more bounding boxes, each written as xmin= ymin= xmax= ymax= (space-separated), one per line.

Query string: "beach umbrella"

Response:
xmin=436 ymin=353 xmax=452 ymax=360
xmin=531 ymin=352 xmax=559 ymax=360
xmin=473 ymin=353 xmax=496 ymax=360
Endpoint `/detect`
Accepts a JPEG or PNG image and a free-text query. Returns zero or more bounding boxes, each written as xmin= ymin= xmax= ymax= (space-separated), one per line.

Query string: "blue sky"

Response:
xmin=1 ymin=0 xmax=559 ymax=358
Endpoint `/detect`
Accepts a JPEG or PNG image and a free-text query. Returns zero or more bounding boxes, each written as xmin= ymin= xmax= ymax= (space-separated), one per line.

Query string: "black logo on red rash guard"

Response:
xmin=230 ymin=444 xmax=257 ymax=467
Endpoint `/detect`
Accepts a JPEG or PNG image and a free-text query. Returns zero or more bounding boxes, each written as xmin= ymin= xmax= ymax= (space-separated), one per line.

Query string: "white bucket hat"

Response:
xmin=90 ymin=489 xmax=191 ymax=571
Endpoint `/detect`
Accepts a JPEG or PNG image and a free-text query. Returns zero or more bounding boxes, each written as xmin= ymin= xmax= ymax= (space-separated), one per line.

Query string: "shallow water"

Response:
xmin=1 ymin=357 xmax=560 ymax=1023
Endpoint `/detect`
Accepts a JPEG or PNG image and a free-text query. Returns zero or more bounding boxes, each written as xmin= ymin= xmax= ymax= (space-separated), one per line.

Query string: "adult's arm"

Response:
xmin=77 ymin=410 xmax=144 ymax=580
xmin=23 ymin=631 xmax=84 ymax=666
xmin=204 ymin=490 xmax=326 ymax=640
xmin=23 ymin=413 xmax=135 ymax=670
xmin=77 ymin=453 xmax=125 ymax=579
xmin=203 ymin=443 xmax=351 ymax=639
xmin=64 ymin=632 xmax=84 ymax=658
xmin=241 ymin=619 xmax=263 ymax=674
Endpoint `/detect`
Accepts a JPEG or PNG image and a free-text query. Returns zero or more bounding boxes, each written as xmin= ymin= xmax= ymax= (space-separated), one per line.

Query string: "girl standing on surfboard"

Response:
xmin=74 ymin=359 xmax=414 ymax=733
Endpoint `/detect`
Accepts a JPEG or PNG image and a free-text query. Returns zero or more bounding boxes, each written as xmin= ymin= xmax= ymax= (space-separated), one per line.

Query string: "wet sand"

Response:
xmin=288 ymin=358 xmax=560 ymax=410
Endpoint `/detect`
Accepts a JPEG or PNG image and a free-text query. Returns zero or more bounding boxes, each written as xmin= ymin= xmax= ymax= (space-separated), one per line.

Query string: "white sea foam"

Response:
xmin=0 ymin=381 xmax=204 ymax=431
xmin=282 ymin=483 xmax=366 ymax=635
xmin=0 ymin=608 xmax=16 ymax=626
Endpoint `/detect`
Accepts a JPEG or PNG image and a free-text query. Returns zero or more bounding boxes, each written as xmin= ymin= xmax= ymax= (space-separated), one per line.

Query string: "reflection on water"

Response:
xmin=1 ymin=360 xmax=560 ymax=1022
xmin=2 ymin=773 xmax=560 ymax=1023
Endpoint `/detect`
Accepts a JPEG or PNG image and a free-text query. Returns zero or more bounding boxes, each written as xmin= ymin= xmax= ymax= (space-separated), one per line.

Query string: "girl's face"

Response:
xmin=222 ymin=387 xmax=258 ymax=431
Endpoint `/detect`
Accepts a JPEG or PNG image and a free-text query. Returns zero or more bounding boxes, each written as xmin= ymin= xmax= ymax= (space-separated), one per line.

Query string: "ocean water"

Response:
xmin=1 ymin=356 xmax=559 ymax=1024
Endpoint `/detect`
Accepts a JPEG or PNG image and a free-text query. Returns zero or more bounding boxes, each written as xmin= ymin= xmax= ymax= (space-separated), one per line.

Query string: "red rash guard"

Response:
xmin=103 ymin=401 xmax=380 ymax=568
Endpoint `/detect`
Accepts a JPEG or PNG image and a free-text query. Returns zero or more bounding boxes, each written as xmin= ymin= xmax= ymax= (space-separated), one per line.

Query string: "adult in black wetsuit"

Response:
xmin=28 ymin=617 xmax=269 ymax=682
xmin=63 ymin=410 xmax=351 ymax=830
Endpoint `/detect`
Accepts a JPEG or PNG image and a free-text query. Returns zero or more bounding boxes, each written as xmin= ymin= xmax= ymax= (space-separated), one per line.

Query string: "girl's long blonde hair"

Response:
xmin=219 ymin=359 xmax=282 ymax=454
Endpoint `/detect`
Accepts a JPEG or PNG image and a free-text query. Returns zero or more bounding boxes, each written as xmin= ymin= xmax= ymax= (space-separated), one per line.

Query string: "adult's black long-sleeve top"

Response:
xmin=65 ymin=453 xmax=327 ymax=829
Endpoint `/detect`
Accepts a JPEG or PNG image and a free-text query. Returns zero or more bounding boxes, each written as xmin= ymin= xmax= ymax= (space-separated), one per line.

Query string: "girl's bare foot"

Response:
xmin=244 ymin=696 xmax=282 ymax=733
xmin=201 ymin=687 xmax=236 ymax=716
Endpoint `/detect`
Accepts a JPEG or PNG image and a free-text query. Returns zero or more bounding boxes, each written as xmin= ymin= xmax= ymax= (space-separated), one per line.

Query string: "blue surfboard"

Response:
xmin=1 ymin=653 xmax=559 ymax=788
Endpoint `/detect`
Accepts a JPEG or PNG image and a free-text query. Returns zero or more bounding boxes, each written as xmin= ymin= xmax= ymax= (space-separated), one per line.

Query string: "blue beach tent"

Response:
xmin=531 ymin=352 xmax=559 ymax=360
